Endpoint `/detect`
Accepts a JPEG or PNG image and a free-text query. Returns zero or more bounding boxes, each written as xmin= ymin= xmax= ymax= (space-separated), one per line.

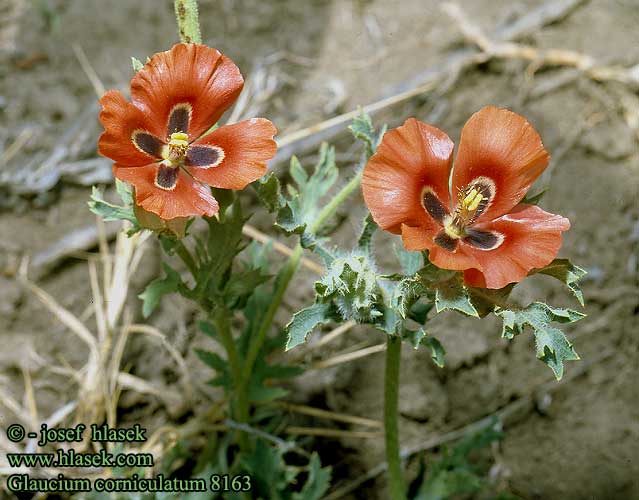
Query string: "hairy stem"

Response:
xmin=384 ymin=335 xmax=405 ymax=500
xmin=240 ymin=168 xmax=363 ymax=384
xmin=233 ymin=168 xmax=365 ymax=446
xmin=174 ymin=240 xmax=197 ymax=277
xmin=211 ymin=308 xmax=249 ymax=450
xmin=174 ymin=0 xmax=202 ymax=44
xmin=312 ymin=169 xmax=362 ymax=233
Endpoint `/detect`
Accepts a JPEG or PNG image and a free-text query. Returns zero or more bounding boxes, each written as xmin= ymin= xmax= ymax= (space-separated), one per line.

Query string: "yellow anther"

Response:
xmin=462 ymin=188 xmax=478 ymax=206
xmin=169 ymin=132 xmax=189 ymax=147
xmin=466 ymin=191 xmax=483 ymax=211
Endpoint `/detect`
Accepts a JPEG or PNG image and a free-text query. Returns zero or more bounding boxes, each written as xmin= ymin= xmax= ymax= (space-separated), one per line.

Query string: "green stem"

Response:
xmin=240 ymin=168 xmax=363 ymax=384
xmin=384 ymin=335 xmax=405 ymax=500
xmin=211 ymin=308 xmax=249 ymax=450
xmin=174 ymin=0 xmax=202 ymax=44
xmin=174 ymin=240 xmax=197 ymax=277
xmin=239 ymin=244 xmax=303 ymax=386
xmin=232 ymin=168 xmax=364 ymax=448
xmin=311 ymin=169 xmax=362 ymax=233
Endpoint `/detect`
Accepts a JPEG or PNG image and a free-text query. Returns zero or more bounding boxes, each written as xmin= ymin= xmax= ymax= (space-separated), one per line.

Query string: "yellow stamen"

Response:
xmin=169 ymin=131 xmax=189 ymax=147
xmin=165 ymin=132 xmax=189 ymax=164
xmin=461 ymin=187 xmax=484 ymax=212
xmin=462 ymin=188 xmax=478 ymax=206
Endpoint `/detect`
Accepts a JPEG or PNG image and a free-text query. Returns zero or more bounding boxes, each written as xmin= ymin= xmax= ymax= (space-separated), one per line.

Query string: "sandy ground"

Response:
xmin=1 ymin=0 xmax=638 ymax=499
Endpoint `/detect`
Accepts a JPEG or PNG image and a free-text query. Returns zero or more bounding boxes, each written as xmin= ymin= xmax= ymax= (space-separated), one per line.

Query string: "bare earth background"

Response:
xmin=0 ymin=0 xmax=638 ymax=499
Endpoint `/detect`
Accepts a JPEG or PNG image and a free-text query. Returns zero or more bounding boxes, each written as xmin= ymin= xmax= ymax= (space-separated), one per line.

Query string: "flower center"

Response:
xmin=443 ymin=185 xmax=487 ymax=239
xmin=165 ymin=132 xmax=189 ymax=165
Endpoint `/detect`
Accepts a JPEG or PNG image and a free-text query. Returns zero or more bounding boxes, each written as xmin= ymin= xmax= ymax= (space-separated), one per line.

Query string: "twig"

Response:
xmin=442 ymin=2 xmax=638 ymax=86
xmin=224 ymin=419 xmax=309 ymax=457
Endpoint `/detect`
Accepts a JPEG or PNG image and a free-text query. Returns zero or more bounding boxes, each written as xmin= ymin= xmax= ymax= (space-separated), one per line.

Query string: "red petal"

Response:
xmin=98 ymin=90 xmax=164 ymax=166
xmin=462 ymin=204 xmax=570 ymax=289
xmin=401 ymin=224 xmax=480 ymax=271
xmin=452 ymin=106 xmax=549 ymax=223
xmin=113 ymin=164 xmax=218 ymax=220
xmin=130 ymin=44 xmax=244 ymax=140
xmin=362 ymin=118 xmax=454 ymax=234
xmin=188 ymin=118 xmax=277 ymax=190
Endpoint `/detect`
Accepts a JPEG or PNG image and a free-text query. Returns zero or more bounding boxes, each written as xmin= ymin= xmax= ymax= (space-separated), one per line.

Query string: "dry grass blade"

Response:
xmin=126 ymin=323 xmax=193 ymax=403
xmin=309 ymin=320 xmax=356 ymax=351
xmin=0 ymin=127 xmax=33 ymax=165
xmin=88 ymin=259 xmax=107 ymax=343
xmin=285 ymin=426 xmax=381 ymax=439
xmin=19 ymin=276 xmax=98 ymax=358
xmin=278 ymin=402 xmax=382 ymax=429
xmin=72 ymin=43 xmax=105 ymax=97
xmin=311 ymin=343 xmax=386 ymax=370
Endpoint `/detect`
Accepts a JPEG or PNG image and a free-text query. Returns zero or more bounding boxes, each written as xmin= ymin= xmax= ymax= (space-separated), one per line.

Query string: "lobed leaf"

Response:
xmin=253 ymin=172 xmax=285 ymax=213
xmin=532 ymin=258 xmax=587 ymax=306
xmin=275 ymin=144 xmax=339 ymax=240
xmin=434 ymin=274 xmax=479 ymax=317
xmin=292 ymin=453 xmax=332 ymax=500
xmin=495 ymin=302 xmax=583 ymax=379
xmin=138 ymin=264 xmax=184 ymax=318
xmin=285 ymin=302 xmax=334 ymax=350
xmin=402 ymin=329 xmax=446 ymax=367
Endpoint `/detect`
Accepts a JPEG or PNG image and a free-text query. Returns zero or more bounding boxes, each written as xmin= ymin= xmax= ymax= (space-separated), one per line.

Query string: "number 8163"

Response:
xmin=210 ymin=474 xmax=252 ymax=492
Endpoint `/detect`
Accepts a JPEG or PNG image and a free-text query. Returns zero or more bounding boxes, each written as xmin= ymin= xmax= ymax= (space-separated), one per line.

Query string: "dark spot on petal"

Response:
xmin=464 ymin=229 xmax=503 ymax=250
xmin=186 ymin=145 xmax=223 ymax=168
xmin=434 ymin=231 xmax=458 ymax=252
xmin=155 ymin=165 xmax=179 ymax=190
xmin=422 ymin=189 xmax=448 ymax=224
xmin=133 ymin=132 xmax=162 ymax=157
xmin=167 ymin=104 xmax=191 ymax=136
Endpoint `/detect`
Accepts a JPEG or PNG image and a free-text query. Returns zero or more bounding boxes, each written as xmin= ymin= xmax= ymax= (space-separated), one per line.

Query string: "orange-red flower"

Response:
xmin=98 ymin=43 xmax=277 ymax=220
xmin=362 ymin=106 xmax=570 ymax=289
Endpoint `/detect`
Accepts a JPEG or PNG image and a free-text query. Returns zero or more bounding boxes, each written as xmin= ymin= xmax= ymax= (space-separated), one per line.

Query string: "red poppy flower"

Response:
xmin=362 ymin=106 xmax=570 ymax=289
xmin=98 ymin=43 xmax=277 ymax=220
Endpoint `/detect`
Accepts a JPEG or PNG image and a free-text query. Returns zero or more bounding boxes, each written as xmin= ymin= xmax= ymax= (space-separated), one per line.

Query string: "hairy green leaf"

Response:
xmin=292 ymin=453 xmax=332 ymax=500
xmin=532 ymin=258 xmax=587 ymax=306
xmin=357 ymin=214 xmax=377 ymax=255
xmin=88 ymin=186 xmax=136 ymax=224
xmin=349 ymin=109 xmax=387 ymax=157
xmin=402 ymin=329 xmax=446 ymax=367
xmin=285 ymin=302 xmax=333 ymax=350
xmin=521 ymin=189 xmax=547 ymax=205
xmin=276 ymin=144 xmax=338 ymax=239
xmin=193 ymin=199 xmax=248 ymax=302
xmin=467 ymin=284 xmax=515 ymax=318
xmin=315 ymin=254 xmax=381 ymax=322
xmin=496 ymin=302 xmax=583 ymax=379
xmin=434 ymin=274 xmax=479 ymax=317
xmin=223 ymin=267 xmax=271 ymax=309
xmin=253 ymin=172 xmax=284 ymax=213
xmin=395 ymin=246 xmax=424 ymax=275
xmin=138 ymin=264 xmax=184 ymax=318
xmin=131 ymin=56 xmax=144 ymax=72
xmin=194 ymin=349 xmax=228 ymax=373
